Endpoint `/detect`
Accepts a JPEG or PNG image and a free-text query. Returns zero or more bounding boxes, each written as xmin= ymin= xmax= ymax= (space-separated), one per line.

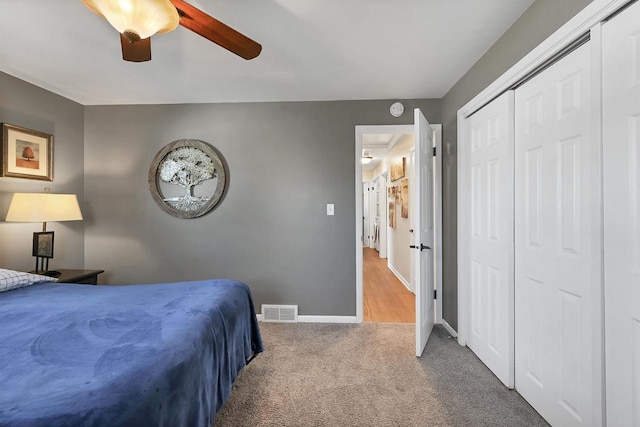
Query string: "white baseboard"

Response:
xmin=441 ymin=319 xmax=458 ymax=338
xmin=299 ymin=315 xmax=357 ymax=323
xmin=387 ymin=262 xmax=412 ymax=293
xmin=256 ymin=314 xmax=357 ymax=324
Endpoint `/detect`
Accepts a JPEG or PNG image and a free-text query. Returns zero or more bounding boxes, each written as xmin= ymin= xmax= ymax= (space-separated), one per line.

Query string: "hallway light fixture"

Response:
xmin=361 ymin=154 xmax=373 ymax=164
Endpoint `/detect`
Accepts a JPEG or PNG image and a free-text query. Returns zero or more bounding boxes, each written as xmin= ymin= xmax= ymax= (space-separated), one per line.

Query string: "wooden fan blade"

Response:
xmin=120 ymin=34 xmax=152 ymax=62
xmin=169 ymin=0 xmax=262 ymax=60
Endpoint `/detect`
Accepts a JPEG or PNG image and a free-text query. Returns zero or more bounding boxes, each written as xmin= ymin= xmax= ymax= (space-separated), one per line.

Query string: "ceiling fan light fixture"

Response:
xmin=81 ymin=0 xmax=180 ymax=40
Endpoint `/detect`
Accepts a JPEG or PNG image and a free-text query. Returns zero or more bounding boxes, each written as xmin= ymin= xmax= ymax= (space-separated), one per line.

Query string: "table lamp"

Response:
xmin=5 ymin=192 xmax=83 ymax=276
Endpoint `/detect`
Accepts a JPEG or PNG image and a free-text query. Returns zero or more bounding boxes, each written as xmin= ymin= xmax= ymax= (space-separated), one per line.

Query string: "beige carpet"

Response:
xmin=213 ymin=323 xmax=548 ymax=427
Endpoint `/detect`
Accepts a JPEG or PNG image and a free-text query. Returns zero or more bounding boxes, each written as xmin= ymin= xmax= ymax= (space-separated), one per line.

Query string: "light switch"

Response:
xmin=327 ymin=204 xmax=334 ymax=216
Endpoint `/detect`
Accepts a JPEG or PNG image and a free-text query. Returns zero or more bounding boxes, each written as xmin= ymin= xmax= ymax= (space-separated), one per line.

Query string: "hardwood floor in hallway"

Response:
xmin=363 ymin=247 xmax=415 ymax=323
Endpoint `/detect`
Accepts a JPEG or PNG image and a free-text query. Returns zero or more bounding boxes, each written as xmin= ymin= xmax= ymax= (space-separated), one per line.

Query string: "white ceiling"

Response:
xmin=362 ymin=133 xmax=403 ymax=171
xmin=0 ymin=0 xmax=534 ymax=106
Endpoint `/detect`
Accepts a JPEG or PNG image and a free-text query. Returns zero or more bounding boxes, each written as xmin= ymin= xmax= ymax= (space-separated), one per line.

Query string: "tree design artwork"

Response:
xmin=158 ymin=146 xmax=217 ymax=211
xmin=22 ymin=146 xmax=35 ymax=160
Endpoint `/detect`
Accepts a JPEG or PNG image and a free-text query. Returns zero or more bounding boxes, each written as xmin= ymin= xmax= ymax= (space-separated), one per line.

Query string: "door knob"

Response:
xmin=409 ymin=245 xmax=417 ymax=249
xmin=409 ymin=229 xmax=414 ymax=233
xmin=420 ymin=244 xmax=431 ymax=251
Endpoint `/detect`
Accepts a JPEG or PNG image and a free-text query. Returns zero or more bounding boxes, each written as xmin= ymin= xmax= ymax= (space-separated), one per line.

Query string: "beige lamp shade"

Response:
xmin=81 ymin=0 xmax=179 ymax=40
xmin=5 ymin=193 xmax=83 ymax=223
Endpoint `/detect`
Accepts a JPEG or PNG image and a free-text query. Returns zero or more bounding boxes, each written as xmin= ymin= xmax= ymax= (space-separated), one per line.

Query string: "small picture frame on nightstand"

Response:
xmin=32 ymin=231 xmax=54 ymax=258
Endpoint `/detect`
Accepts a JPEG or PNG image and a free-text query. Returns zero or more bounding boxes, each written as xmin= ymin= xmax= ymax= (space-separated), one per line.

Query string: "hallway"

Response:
xmin=363 ymin=247 xmax=415 ymax=323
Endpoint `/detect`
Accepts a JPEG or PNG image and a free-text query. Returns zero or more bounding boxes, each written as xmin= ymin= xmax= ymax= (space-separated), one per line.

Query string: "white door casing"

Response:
xmin=466 ymin=91 xmax=515 ymax=388
xmin=355 ymin=124 xmax=441 ymax=326
xmin=414 ymin=108 xmax=435 ymax=357
xmin=514 ymin=42 xmax=603 ymax=426
xmin=603 ymin=2 xmax=640 ymax=425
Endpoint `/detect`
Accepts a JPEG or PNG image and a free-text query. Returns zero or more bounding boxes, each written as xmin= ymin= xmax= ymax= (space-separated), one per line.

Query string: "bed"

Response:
xmin=0 ymin=271 xmax=263 ymax=427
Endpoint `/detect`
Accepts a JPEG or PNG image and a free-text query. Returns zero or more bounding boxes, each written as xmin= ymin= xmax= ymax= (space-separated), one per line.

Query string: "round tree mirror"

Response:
xmin=148 ymin=139 xmax=227 ymax=218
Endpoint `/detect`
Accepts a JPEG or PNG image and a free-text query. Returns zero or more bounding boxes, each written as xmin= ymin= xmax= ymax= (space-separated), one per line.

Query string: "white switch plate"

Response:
xmin=326 ymin=204 xmax=334 ymax=216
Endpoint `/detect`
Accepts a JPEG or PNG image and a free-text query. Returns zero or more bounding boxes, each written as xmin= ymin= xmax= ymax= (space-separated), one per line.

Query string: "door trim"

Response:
xmin=355 ymin=124 xmax=442 ymax=324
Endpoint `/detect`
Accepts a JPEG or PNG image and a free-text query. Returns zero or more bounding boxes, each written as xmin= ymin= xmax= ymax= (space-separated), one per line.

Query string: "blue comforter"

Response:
xmin=0 ymin=279 xmax=263 ymax=427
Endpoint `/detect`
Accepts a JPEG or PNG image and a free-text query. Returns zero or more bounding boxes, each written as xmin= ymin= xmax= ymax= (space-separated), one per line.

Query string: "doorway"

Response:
xmin=354 ymin=121 xmax=443 ymax=331
xmin=362 ymin=134 xmax=416 ymax=323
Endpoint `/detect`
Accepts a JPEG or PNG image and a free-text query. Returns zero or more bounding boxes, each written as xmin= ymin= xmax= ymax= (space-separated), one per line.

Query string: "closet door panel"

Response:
xmin=515 ymin=41 xmax=601 ymax=426
xmin=466 ymin=91 xmax=514 ymax=388
xmin=603 ymin=2 xmax=640 ymax=425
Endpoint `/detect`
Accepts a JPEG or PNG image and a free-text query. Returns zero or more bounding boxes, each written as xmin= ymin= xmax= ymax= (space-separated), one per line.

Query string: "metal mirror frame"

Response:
xmin=148 ymin=139 xmax=227 ymax=219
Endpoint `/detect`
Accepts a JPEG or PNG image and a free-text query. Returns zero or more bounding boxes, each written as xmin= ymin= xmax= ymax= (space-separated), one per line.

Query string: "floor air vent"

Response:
xmin=261 ymin=305 xmax=298 ymax=322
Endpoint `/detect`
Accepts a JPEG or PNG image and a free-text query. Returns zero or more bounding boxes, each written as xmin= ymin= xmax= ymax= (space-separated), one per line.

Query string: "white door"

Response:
xmin=409 ymin=149 xmax=416 ymax=294
xmin=515 ymin=42 xmax=602 ymax=426
xmin=603 ymin=2 xmax=640 ymax=425
xmin=363 ymin=182 xmax=370 ymax=246
xmin=378 ymin=173 xmax=388 ymax=258
xmin=369 ymin=181 xmax=376 ymax=249
xmin=414 ymin=108 xmax=435 ymax=357
xmin=466 ymin=91 xmax=515 ymax=388
xmin=374 ymin=176 xmax=382 ymax=252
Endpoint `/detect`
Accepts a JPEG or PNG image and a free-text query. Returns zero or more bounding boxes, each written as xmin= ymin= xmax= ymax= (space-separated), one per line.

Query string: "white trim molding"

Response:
xmin=298 ymin=316 xmax=358 ymax=324
xmin=257 ymin=314 xmax=357 ymax=324
xmin=388 ymin=262 xmax=413 ymax=293
xmin=458 ymin=0 xmax=627 ymax=118
xmin=441 ymin=319 xmax=458 ymax=338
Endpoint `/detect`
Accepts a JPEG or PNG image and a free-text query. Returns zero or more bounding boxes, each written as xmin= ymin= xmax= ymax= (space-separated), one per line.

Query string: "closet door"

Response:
xmin=466 ymin=91 xmax=514 ymax=388
xmin=514 ymin=41 xmax=602 ymax=426
xmin=603 ymin=1 xmax=640 ymax=425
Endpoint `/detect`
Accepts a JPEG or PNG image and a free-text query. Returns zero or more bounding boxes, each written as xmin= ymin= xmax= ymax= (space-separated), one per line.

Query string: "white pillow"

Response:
xmin=0 ymin=268 xmax=58 ymax=292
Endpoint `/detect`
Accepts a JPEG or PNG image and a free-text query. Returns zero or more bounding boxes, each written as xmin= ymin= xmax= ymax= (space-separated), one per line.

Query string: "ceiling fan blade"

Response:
xmin=169 ymin=0 xmax=262 ymax=60
xmin=120 ymin=34 xmax=152 ymax=62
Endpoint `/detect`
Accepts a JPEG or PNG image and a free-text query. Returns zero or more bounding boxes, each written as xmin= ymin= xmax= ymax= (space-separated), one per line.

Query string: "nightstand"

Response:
xmin=51 ymin=269 xmax=104 ymax=285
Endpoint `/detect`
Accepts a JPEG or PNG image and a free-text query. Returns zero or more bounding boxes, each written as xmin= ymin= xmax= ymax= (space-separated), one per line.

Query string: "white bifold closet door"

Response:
xmin=514 ymin=41 xmax=602 ymax=426
xmin=466 ymin=91 xmax=514 ymax=388
xmin=603 ymin=1 xmax=640 ymax=425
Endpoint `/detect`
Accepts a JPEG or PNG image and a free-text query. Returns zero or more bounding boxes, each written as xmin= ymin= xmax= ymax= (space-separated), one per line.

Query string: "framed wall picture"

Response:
xmin=390 ymin=157 xmax=406 ymax=181
xmin=32 ymin=231 xmax=55 ymax=259
xmin=388 ymin=201 xmax=396 ymax=229
xmin=1 ymin=123 xmax=53 ymax=181
xmin=401 ymin=179 xmax=409 ymax=218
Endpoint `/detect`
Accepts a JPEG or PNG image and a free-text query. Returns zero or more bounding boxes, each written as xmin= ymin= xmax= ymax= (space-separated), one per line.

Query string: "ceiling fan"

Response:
xmin=81 ymin=0 xmax=262 ymax=62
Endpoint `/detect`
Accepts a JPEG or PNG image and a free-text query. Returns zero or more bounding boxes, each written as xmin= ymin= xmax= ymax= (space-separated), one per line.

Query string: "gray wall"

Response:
xmin=83 ymin=99 xmax=440 ymax=316
xmin=439 ymin=0 xmax=593 ymax=330
xmin=0 ymin=72 xmax=85 ymax=272
xmin=0 ymin=0 xmax=595 ymax=323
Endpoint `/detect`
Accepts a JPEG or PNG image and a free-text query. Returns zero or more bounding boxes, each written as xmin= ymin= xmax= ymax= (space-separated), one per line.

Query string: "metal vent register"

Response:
xmin=261 ymin=305 xmax=298 ymax=322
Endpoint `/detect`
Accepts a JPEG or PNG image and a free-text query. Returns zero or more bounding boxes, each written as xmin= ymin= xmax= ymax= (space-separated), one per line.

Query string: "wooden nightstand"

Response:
xmin=50 ymin=269 xmax=104 ymax=285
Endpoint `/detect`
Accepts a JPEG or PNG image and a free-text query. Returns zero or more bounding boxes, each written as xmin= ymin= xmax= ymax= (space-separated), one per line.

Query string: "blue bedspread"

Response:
xmin=0 ymin=279 xmax=263 ymax=427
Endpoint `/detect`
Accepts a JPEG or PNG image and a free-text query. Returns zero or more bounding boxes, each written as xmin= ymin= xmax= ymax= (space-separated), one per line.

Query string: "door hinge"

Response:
xmin=433 ymin=147 xmax=437 ymax=156
xmin=434 ymin=289 xmax=437 ymax=299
